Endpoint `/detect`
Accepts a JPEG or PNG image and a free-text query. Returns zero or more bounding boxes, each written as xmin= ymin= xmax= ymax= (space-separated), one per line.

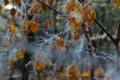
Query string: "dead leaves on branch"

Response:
xmin=65 ymin=0 xmax=75 ymax=15
xmin=84 ymin=5 xmax=96 ymax=26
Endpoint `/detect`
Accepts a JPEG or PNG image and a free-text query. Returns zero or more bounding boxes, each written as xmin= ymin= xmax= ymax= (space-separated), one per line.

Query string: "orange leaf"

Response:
xmin=70 ymin=4 xmax=83 ymax=31
xmin=82 ymin=70 xmax=90 ymax=78
xmin=65 ymin=0 xmax=75 ymax=15
xmin=84 ymin=5 xmax=96 ymax=26
xmin=56 ymin=36 xmax=64 ymax=50
xmin=16 ymin=49 xmax=24 ymax=59
xmin=67 ymin=64 xmax=79 ymax=80
xmin=44 ymin=19 xmax=49 ymax=31
xmin=35 ymin=58 xmax=44 ymax=72
xmin=9 ymin=24 xmax=15 ymax=34
xmin=10 ymin=8 xmax=16 ymax=17
xmin=7 ymin=18 xmax=12 ymax=25
xmin=113 ymin=0 xmax=120 ymax=7
xmin=8 ymin=58 xmax=14 ymax=67
xmin=12 ymin=0 xmax=21 ymax=7
xmin=74 ymin=31 xmax=79 ymax=42
xmin=26 ymin=21 xmax=38 ymax=33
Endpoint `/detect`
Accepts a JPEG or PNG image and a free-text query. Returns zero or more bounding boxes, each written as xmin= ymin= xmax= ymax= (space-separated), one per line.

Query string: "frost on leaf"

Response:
xmin=35 ymin=57 xmax=44 ymax=72
xmin=84 ymin=5 xmax=96 ymax=26
xmin=65 ymin=0 xmax=75 ymax=15
xmin=113 ymin=0 xmax=120 ymax=7
xmin=67 ymin=3 xmax=83 ymax=31
xmin=56 ymin=36 xmax=64 ymax=50
xmin=67 ymin=64 xmax=79 ymax=80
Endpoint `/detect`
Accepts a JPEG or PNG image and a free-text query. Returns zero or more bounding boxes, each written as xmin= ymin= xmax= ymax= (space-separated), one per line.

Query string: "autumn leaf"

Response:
xmin=26 ymin=21 xmax=38 ymax=33
xmin=65 ymin=0 xmax=75 ymax=15
xmin=113 ymin=0 xmax=120 ymax=7
xmin=4 ymin=0 xmax=9 ymax=6
xmin=7 ymin=18 xmax=12 ymax=25
xmin=84 ymin=5 xmax=96 ymax=26
xmin=49 ymin=0 xmax=54 ymax=5
xmin=35 ymin=58 xmax=44 ymax=72
xmin=67 ymin=64 xmax=79 ymax=80
xmin=8 ymin=58 xmax=15 ymax=67
xmin=49 ymin=18 xmax=53 ymax=27
xmin=56 ymin=36 xmax=64 ymax=50
xmin=44 ymin=19 xmax=50 ymax=31
xmin=74 ymin=31 xmax=79 ymax=42
xmin=10 ymin=8 xmax=16 ymax=17
xmin=16 ymin=49 xmax=24 ymax=59
xmin=39 ymin=6 xmax=44 ymax=14
xmin=9 ymin=24 xmax=15 ymax=34
xmin=12 ymin=0 xmax=21 ymax=7
xmin=82 ymin=70 xmax=90 ymax=78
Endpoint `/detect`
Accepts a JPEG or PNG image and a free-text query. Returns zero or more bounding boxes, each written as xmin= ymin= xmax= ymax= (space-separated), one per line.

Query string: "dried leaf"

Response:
xmin=12 ymin=0 xmax=21 ymax=7
xmin=67 ymin=64 xmax=78 ymax=80
xmin=16 ymin=49 xmax=24 ymax=59
xmin=65 ymin=0 xmax=75 ymax=15
xmin=39 ymin=6 xmax=44 ymax=14
xmin=74 ymin=31 xmax=79 ymax=42
xmin=35 ymin=58 xmax=44 ymax=72
xmin=49 ymin=0 xmax=54 ymax=5
xmin=113 ymin=0 xmax=120 ymax=7
xmin=4 ymin=0 xmax=9 ymax=6
xmin=30 ymin=7 xmax=35 ymax=16
xmin=8 ymin=58 xmax=14 ymax=67
xmin=9 ymin=24 xmax=15 ymax=34
xmin=56 ymin=36 xmax=64 ymax=50
xmin=70 ymin=4 xmax=83 ymax=31
xmin=26 ymin=21 xmax=38 ymax=33
xmin=44 ymin=19 xmax=49 ymax=31
xmin=49 ymin=18 xmax=53 ymax=27
xmin=7 ymin=18 xmax=12 ymax=25
xmin=84 ymin=5 xmax=96 ymax=26
xmin=10 ymin=8 xmax=16 ymax=17
xmin=82 ymin=70 xmax=89 ymax=78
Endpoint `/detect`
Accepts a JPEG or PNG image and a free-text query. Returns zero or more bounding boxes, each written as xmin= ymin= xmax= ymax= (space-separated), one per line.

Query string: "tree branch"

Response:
xmin=37 ymin=0 xmax=117 ymax=46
